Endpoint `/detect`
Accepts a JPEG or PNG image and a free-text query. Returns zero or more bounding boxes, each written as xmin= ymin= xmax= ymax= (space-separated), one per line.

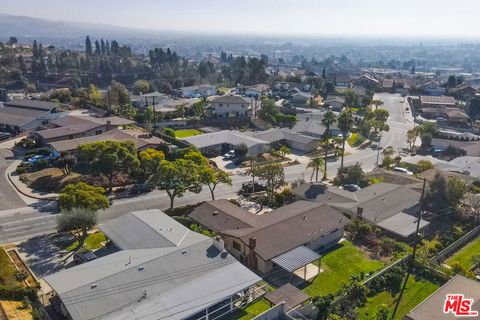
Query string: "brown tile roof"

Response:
xmin=190 ymin=200 xmax=348 ymax=260
xmin=49 ymin=130 xmax=164 ymax=152
xmin=420 ymin=95 xmax=456 ymax=106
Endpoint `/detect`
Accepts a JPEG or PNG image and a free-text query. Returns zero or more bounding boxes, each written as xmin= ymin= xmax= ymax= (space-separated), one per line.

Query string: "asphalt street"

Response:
xmin=0 ymin=93 xmax=414 ymax=245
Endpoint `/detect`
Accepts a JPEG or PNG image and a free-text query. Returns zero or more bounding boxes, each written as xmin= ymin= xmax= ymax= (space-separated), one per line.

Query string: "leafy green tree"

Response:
xmin=447 ymin=177 xmax=467 ymax=208
xmin=322 ymin=110 xmax=337 ymax=138
xmin=199 ymin=167 xmax=232 ymax=200
xmin=364 ymin=109 xmax=390 ymax=135
xmin=375 ymin=304 xmax=390 ymax=320
xmin=85 ymin=35 xmax=93 ymax=56
xmin=421 ymin=132 xmax=433 ymax=147
xmin=249 ymin=163 xmax=285 ymax=201
xmin=337 ymin=163 xmax=365 ymax=185
xmin=139 ymin=148 xmax=165 ymax=177
xmin=407 ymin=127 xmax=421 ymax=152
xmin=54 ymin=153 xmax=77 ymax=176
xmin=149 ymin=159 xmax=201 ymax=209
xmin=106 ymin=81 xmax=131 ymax=114
xmin=234 ymin=143 xmax=249 ymax=158
xmin=161 ymin=127 xmax=176 ymax=137
xmin=313 ymin=294 xmax=334 ymax=320
xmin=58 ymin=182 xmax=110 ymax=211
xmin=344 ymin=90 xmax=359 ymax=108
xmin=337 ymin=110 xmax=354 ymax=172
xmin=133 ymin=80 xmax=150 ymax=94
xmin=183 ymin=150 xmax=209 ymax=166
xmin=78 ymin=141 xmax=140 ymax=192
xmin=307 ymin=157 xmax=325 ymax=182
xmin=417 ymin=160 xmax=434 ymax=171
xmin=259 ymin=99 xmax=280 ymax=124
xmin=278 ymin=145 xmax=291 ymax=158
xmin=57 ymin=208 xmax=97 ymax=249
xmin=426 ymin=172 xmax=448 ymax=213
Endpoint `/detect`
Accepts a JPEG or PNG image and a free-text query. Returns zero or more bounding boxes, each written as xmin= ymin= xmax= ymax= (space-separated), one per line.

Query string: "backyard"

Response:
xmin=356 ymin=277 xmax=440 ymax=320
xmin=225 ymin=298 xmax=270 ymax=320
xmin=303 ymin=241 xmax=384 ymax=297
xmin=174 ymin=129 xmax=203 ymax=138
xmin=445 ymin=236 xmax=480 ymax=270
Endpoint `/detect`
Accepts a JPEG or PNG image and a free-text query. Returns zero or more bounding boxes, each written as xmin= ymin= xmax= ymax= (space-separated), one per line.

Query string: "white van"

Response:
xmin=392 ymin=167 xmax=413 ymax=175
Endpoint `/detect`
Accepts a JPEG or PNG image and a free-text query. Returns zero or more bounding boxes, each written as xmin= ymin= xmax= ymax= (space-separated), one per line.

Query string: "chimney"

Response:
xmin=106 ymin=120 xmax=111 ymax=131
xmin=357 ymin=207 xmax=364 ymax=216
xmin=213 ymin=236 xmax=225 ymax=252
xmin=248 ymin=237 xmax=256 ymax=250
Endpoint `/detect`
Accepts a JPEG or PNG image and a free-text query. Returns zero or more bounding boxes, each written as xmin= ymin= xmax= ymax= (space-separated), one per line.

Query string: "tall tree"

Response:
xmin=94 ymin=40 xmax=101 ymax=55
xmin=58 ymin=182 xmax=110 ymax=211
xmin=57 ymin=208 xmax=97 ymax=249
xmin=78 ymin=140 xmax=139 ymax=192
xmin=337 ymin=110 xmax=354 ymax=172
xmin=321 ymin=110 xmax=337 ymax=179
xmin=307 ymin=157 xmax=325 ymax=182
xmin=85 ymin=35 xmax=93 ymax=56
xmin=149 ymin=159 xmax=202 ymax=209
xmin=199 ymin=167 xmax=232 ymax=200
xmin=249 ymin=163 xmax=285 ymax=202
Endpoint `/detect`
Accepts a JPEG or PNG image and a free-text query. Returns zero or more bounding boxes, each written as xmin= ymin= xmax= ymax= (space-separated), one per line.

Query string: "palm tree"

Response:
xmin=307 ymin=157 xmax=325 ymax=182
xmin=337 ymin=110 xmax=354 ymax=172
xmin=321 ymin=110 xmax=337 ymax=180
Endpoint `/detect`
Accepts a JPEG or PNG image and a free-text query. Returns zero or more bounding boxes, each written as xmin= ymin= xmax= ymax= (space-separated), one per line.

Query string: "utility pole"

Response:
xmin=152 ymin=96 xmax=156 ymax=131
xmin=107 ymin=88 xmax=111 ymax=116
xmin=391 ymin=178 xmax=427 ymax=320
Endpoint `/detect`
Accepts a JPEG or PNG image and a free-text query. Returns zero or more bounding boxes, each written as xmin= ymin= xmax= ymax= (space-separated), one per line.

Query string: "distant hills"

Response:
xmin=0 ymin=13 xmax=148 ymax=42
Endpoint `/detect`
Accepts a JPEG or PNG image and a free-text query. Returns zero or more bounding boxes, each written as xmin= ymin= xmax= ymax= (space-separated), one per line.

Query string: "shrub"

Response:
xmin=15 ymin=164 xmax=31 ymax=175
xmin=25 ymin=147 xmax=50 ymax=157
xmin=33 ymin=159 xmax=49 ymax=171
xmin=353 ymin=134 xmax=366 ymax=146
xmin=421 ymin=133 xmax=433 ymax=146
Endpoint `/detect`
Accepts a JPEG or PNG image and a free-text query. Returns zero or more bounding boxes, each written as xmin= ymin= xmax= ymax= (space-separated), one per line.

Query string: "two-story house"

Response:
xmin=206 ymin=95 xmax=253 ymax=119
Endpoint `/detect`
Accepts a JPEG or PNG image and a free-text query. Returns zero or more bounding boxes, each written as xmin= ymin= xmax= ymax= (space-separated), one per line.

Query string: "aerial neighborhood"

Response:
xmin=1 ymin=7 xmax=480 ymax=320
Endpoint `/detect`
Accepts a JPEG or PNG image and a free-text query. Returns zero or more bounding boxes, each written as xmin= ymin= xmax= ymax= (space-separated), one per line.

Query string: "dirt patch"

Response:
xmin=20 ymin=168 xmax=80 ymax=193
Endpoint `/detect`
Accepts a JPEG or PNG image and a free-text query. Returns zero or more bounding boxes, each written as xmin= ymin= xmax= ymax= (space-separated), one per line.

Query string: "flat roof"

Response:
xmin=265 ymin=283 xmax=310 ymax=310
xmin=271 ymin=246 xmax=320 ymax=273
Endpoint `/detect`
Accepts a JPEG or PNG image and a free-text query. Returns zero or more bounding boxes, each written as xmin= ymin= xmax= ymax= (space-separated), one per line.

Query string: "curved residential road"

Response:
xmin=0 ymin=94 xmax=415 ymax=244
xmin=0 ymin=148 xmax=26 ymax=211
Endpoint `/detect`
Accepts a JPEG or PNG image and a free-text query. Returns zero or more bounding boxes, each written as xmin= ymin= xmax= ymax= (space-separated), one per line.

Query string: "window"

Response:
xmin=232 ymin=241 xmax=241 ymax=251
xmin=68 ymin=135 xmax=74 ymax=140
xmin=95 ymin=130 xmax=102 ymax=135
xmin=41 ymin=120 xmax=48 ymax=125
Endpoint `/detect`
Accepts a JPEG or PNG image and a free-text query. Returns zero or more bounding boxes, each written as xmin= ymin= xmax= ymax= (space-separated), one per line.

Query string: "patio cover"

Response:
xmin=271 ymin=246 xmax=320 ymax=273
xmin=265 ymin=283 xmax=310 ymax=309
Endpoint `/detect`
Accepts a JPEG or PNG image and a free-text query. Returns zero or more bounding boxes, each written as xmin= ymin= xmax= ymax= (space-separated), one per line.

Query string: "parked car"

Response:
xmin=371 ymin=143 xmax=378 ymax=150
xmin=343 ymin=184 xmax=361 ymax=192
xmin=129 ymin=183 xmax=153 ymax=195
xmin=73 ymin=250 xmax=97 ymax=264
xmin=392 ymin=167 xmax=414 ymax=175
xmin=22 ymin=155 xmax=50 ymax=165
xmin=238 ymin=181 xmax=267 ymax=196
xmin=0 ymin=132 xmax=11 ymax=141
xmin=223 ymin=150 xmax=235 ymax=160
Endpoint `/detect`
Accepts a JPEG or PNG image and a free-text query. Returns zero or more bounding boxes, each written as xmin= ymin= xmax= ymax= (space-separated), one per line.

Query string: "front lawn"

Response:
xmin=225 ymin=299 xmax=270 ymax=320
xmin=347 ymin=133 xmax=358 ymax=147
xmin=303 ymin=241 xmax=384 ymax=297
xmin=57 ymin=232 xmax=107 ymax=252
xmin=174 ymin=129 xmax=203 ymax=138
xmin=446 ymin=236 xmax=480 ymax=270
xmin=0 ymin=248 xmax=19 ymax=289
xmin=356 ymin=277 xmax=440 ymax=320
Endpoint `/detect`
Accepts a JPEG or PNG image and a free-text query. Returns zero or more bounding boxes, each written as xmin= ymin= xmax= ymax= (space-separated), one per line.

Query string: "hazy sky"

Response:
xmin=1 ymin=0 xmax=479 ymax=37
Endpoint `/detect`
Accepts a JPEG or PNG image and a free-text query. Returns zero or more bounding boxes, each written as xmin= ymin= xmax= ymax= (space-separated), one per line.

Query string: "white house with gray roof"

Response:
xmin=207 ymin=95 xmax=253 ymax=119
xmin=44 ymin=209 xmax=261 ymax=320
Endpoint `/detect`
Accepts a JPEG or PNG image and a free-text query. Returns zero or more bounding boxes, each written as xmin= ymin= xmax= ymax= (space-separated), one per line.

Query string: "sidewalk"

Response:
xmin=6 ymin=160 xmax=59 ymax=201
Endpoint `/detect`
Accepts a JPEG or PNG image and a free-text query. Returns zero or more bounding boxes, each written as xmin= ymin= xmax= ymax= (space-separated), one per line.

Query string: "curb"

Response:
xmin=6 ymin=170 xmax=58 ymax=201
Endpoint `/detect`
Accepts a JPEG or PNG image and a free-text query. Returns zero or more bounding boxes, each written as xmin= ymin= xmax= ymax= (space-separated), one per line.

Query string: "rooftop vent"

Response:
xmin=91 ymin=284 xmax=98 ymax=289
xmin=182 ymin=250 xmax=188 ymax=255
xmin=138 ymin=266 xmax=144 ymax=271
xmin=213 ymin=210 xmax=219 ymax=216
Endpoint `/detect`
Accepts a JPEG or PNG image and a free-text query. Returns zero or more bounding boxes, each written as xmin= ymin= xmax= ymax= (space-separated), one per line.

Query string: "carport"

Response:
xmin=265 ymin=283 xmax=310 ymax=310
xmin=271 ymin=246 xmax=321 ymax=281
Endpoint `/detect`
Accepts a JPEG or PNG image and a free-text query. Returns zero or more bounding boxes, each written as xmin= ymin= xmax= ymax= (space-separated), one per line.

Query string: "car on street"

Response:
xmin=343 ymin=184 xmax=361 ymax=192
xmin=0 ymin=132 xmax=11 ymax=141
xmin=392 ymin=167 xmax=414 ymax=175
xmin=73 ymin=250 xmax=97 ymax=264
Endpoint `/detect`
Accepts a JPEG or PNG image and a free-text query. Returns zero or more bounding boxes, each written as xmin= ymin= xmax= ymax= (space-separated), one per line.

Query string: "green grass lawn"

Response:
xmin=303 ymin=241 xmax=384 ymax=297
xmin=58 ymin=232 xmax=107 ymax=252
xmin=357 ymin=277 xmax=440 ymax=320
xmin=0 ymin=248 xmax=19 ymax=289
xmin=225 ymin=299 xmax=270 ymax=320
xmin=446 ymin=236 xmax=480 ymax=270
xmin=174 ymin=129 xmax=203 ymax=138
xmin=347 ymin=133 xmax=358 ymax=147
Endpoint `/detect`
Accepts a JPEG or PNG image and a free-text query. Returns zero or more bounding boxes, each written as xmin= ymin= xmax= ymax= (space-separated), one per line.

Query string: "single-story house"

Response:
xmin=130 ymin=91 xmax=166 ymax=108
xmin=174 ymin=84 xmax=216 ymax=98
xmin=418 ymin=80 xmax=445 ymax=96
xmin=452 ymin=83 xmax=480 ymax=101
xmin=295 ymin=182 xmax=430 ymax=240
xmin=179 ymin=130 xmax=268 ymax=155
xmin=32 ymin=115 xmax=135 ymax=144
xmin=48 ymin=129 xmax=165 ymax=156
xmin=190 ymin=200 xmax=348 ymax=274
xmin=245 ymin=84 xmax=270 ymax=97
xmin=420 ymin=96 xmax=456 ymax=108
xmin=207 ymin=95 xmax=253 ymax=119
xmin=405 ymin=275 xmax=480 ymax=320
xmin=324 ymin=96 xmax=346 ymax=112
xmin=290 ymin=90 xmax=313 ymax=104
xmin=0 ymin=99 xmax=66 ymax=134
xmin=289 ymin=113 xmax=341 ymax=138
xmin=44 ymin=209 xmax=261 ymax=320
xmin=420 ymin=107 xmax=470 ymax=124
xmin=252 ymin=128 xmax=320 ymax=152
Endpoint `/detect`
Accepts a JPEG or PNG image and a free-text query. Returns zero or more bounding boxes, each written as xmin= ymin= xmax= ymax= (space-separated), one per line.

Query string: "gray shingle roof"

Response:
xmin=211 ymin=95 xmax=252 ymax=104
xmin=253 ymin=128 xmax=318 ymax=145
xmin=180 ymin=130 xmax=267 ymax=149
xmin=44 ymin=210 xmax=261 ymax=320
xmin=406 ymin=275 xmax=480 ymax=320
xmin=5 ymin=99 xmax=60 ymax=111
xmin=0 ymin=103 xmax=51 ymax=126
